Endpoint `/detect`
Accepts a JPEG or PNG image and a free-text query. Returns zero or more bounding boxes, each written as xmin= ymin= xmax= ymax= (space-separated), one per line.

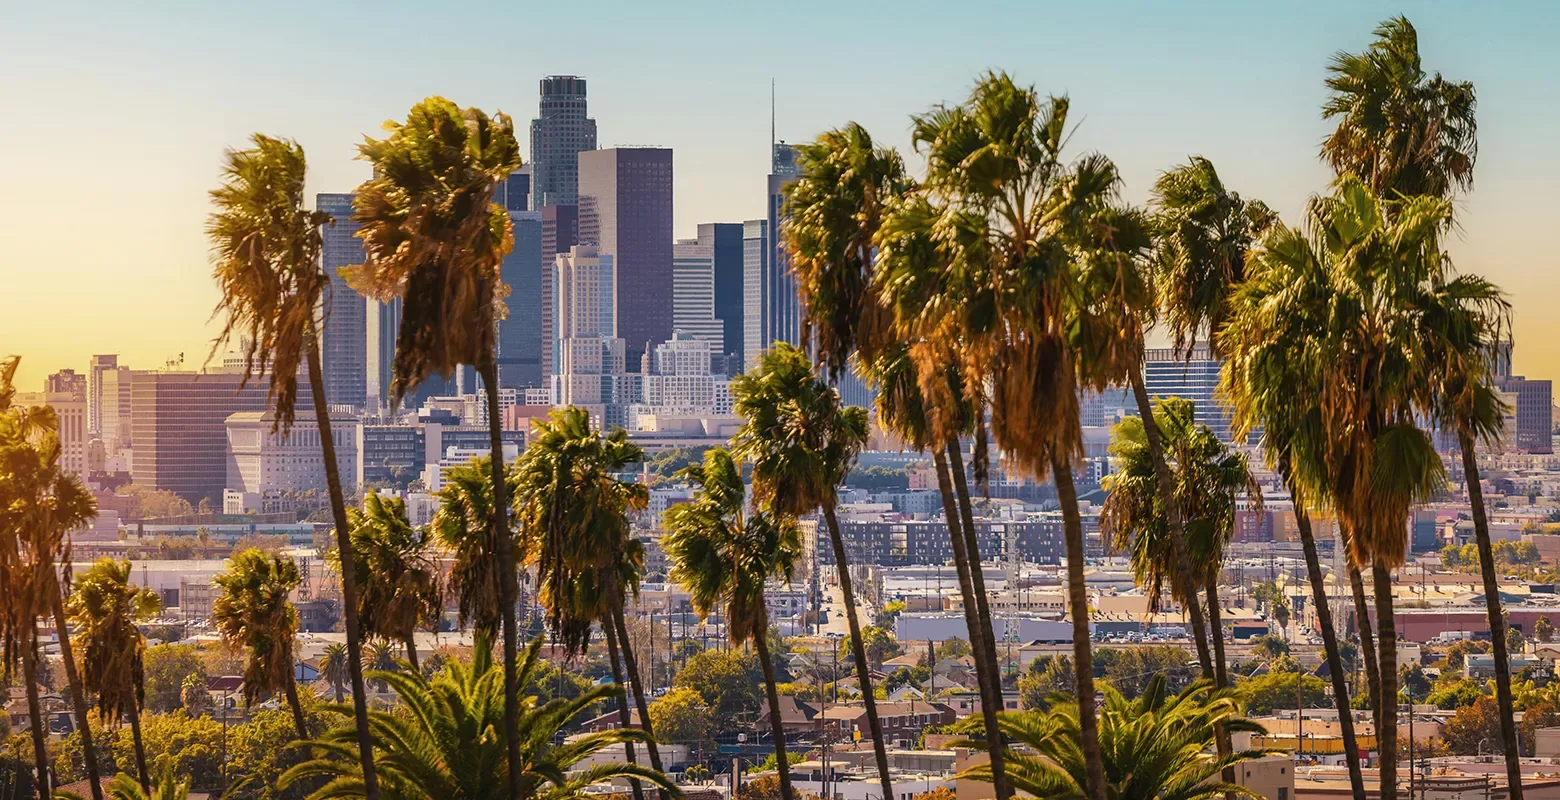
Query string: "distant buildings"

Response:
xmin=671 ymin=236 xmax=725 ymax=357
xmin=46 ymin=369 xmax=86 ymax=398
xmin=317 ymin=192 xmax=368 ymax=409
xmin=743 ymin=143 xmax=803 ymax=369
xmin=539 ymin=204 xmax=579 ymax=380
xmin=529 ymin=75 xmax=597 ymax=208
xmin=1498 ymin=375 xmax=1553 ymax=454
xmin=129 ymin=369 xmax=289 ymax=507
xmin=224 ymin=411 xmax=357 ymax=512
xmin=552 ymin=245 xmax=627 ymax=424
xmin=627 ymin=332 xmax=734 ymax=430
xmin=14 ymin=389 xmax=87 ymax=482
xmin=1142 ymin=343 xmax=1233 ymax=441
xmin=88 ymin=355 xmax=118 ymax=436
xmin=578 ymin=147 xmax=674 ymax=372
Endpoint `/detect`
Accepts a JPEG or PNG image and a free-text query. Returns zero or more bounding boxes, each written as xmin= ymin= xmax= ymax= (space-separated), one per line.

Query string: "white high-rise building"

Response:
xmin=14 ymin=391 xmax=88 ymax=482
xmin=225 ymin=411 xmax=357 ymax=498
xmin=671 ymin=237 xmax=725 ymax=355
xmin=627 ymin=332 xmax=735 ymax=430
xmin=88 ymin=354 xmax=118 ymax=436
xmin=552 ymin=245 xmax=628 ymax=425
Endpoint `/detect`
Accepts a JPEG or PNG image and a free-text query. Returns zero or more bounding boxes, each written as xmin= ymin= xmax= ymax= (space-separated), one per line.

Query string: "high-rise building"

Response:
xmin=578 ymin=147 xmax=674 ymax=372
xmin=99 ymin=365 xmax=134 ymax=452
xmin=530 ymin=76 xmax=597 ymax=208
xmin=694 ymin=222 xmax=746 ymax=372
xmin=552 ymin=245 xmax=626 ymax=423
xmin=744 ymin=143 xmax=803 ymax=369
xmin=317 ymin=193 xmax=368 ymax=409
xmin=495 ymin=166 xmax=531 ymax=213
xmin=88 ymin=355 xmax=118 ymax=435
xmin=498 ymin=210 xmax=545 ymax=389
xmin=130 ymin=369 xmax=297 ymax=506
xmin=671 ymin=236 xmax=725 ymax=356
xmin=1142 ymin=344 xmax=1234 ymax=441
xmin=627 ymin=331 xmax=735 ymax=429
xmin=226 ymin=411 xmax=357 ymax=499
xmin=14 ymin=390 xmax=87 ymax=481
xmin=540 ymin=204 xmax=579 ymax=380
xmin=1499 ymin=375 xmax=1554 ymax=454
xmin=365 ymin=297 xmax=401 ymax=411
xmin=46 ymin=369 xmax=86 ymax=399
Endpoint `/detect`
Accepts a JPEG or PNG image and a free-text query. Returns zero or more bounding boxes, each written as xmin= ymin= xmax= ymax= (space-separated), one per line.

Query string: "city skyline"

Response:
xmin=7 ymin=2 xmax=1560 ymax=388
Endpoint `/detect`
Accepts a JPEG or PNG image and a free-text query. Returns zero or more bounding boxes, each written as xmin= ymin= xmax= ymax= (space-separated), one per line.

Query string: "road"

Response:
xmin=817 ymin=580 xmax=875 ymax=639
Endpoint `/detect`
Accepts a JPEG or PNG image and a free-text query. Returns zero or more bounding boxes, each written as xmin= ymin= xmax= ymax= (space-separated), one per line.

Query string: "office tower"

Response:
xmin=530 ymin=75 xmax=597 ymax=208
xmin=540 ymin=204 xmax=579 ymax=379
xmin=744 ymin=143 xmax=803 ymax=370
xmin=498 ymin=210 xmax=545 ymax=389
xmin=578 ymin=147 xmax=674 ymax=371
xmin=46 ymin=369 xmax=86 ymax=399
xmin=317 ymin=193 xmax=368 ymax=408
xmin=695 ymin=222 xmax=746 ymax=372
xmin=742 ymin=219 xmax=769 ymax=369
xmin=88 ymin=355 xmax=118 ymax=435
xmin=552 ymin=245 xmax=625 ymax=422
xmin=99 ymin=365 xmax=134 ymax=452
xmin=495 ymin=166 xmax=532 ymax=212
xmin=365 ymin=297 xmax=401 ymax=411
xmin=130 ymin=369 xmax=295 ymax=506
xmin=1143 ymin=343 xmax=1233 ymax=441
xmin=671 ymin=236 xmax=725 ymax=355
xmin=1498 ymin=375 xmax=1554 ymax=454
xmin=226 ymin=411 xmax=357 ymax=497
xmin=628 ymin=332 xmax=734 ymax=429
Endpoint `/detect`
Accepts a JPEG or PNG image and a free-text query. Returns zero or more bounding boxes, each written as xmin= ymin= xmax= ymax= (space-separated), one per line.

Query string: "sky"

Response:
xmin=4 ymin=1 xmax=1558 ymax=390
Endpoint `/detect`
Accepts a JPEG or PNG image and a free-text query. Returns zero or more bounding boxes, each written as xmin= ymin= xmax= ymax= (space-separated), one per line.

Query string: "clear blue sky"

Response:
xmin=4 ymin=1 xmax=1558 ymax=387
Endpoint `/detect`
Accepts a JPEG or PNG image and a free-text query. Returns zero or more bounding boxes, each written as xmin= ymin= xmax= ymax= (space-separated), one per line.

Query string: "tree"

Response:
xmin=58 ymin=757 xmax=220 ymax=800
xmin=1536 ymin=617 xmax=1554 ymax=644
xmin=180 ymin=675 xmax=209 ymax=718
xmin=210 ymin=549 xmax=307 ymax=739
xmin=1509 ymin=627 xmax=1527 ymax=655
xmin=1018 ymin=656 xmax=1075 ymax=710
xmin=1400 ymin=663 xmax=1433 ymax=699
xmin=350 ymin=96 xmax=524 ymax=799
xmin=648 ymin=688 xmax=713 ymax=748
xmin=1239 ymin=672 xmax=1331 ymax=716
xmin=664 ymin=449 xmax=802 ymax=800
xmin=673 ymin=650 xmax=763 ymax=733
xmin=67 ymin=558 xmax=161 ymax=791
xmin=727 ymin=342 xmax=893 ymax=800
xmin=861 ymin=627 xmax=903 ymax=669
xmin=1444 ymin=695 xmax=1505 ymax=755
xmin=282 ymin=636 xmax=677 ymax=800
xmin=432 ymin=457 xmax=515 ymax=638
xmin=319 ymin=643 xmax=349 ymax=703
xmin=207 ymin=133 xmax=378 ymax=800
xmin=143 ymin=646 xmax=208 ymax=715
xmin=342 ymin=492 xmax=440 ymax=670
xmin=960 ymin=676 xmax=1269 ymax=800
xmin=1248 ymin=635 xmax=1290 ymax=662
xmin=1518 ymin=701 xmax=1560 ymax=755
xmin=1427 ymin=679 xmax=1484 ymax=710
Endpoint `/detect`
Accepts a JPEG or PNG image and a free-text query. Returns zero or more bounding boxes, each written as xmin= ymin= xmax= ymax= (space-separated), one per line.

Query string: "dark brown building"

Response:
xmin=578 ymin=147 xmax=674 ymax=372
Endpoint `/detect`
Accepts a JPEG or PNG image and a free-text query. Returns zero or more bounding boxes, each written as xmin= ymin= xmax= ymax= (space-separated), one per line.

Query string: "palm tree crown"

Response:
xmin=67 ymin=558 xmax=161 ymax=721
xmin=211 ymin=549 xmax=302 ymax=710
xmin=345 ymin=491 xmax=441 ymax=666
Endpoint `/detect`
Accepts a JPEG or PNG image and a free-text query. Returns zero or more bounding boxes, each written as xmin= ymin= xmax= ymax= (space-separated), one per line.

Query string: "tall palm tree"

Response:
xmin=728 ymin=343 xmax=893 ymax=800
xmin=513 ymin=407 xmax=664 ymax=794
xmin=1219 ymin=289 xmax=1368 ymax=797
xmin=281 ymin=635 xmax=679 ymax=800
xmin=785 ymin=123 xmax=1015 ymax=800
xmin=349 ymin=99 xmax=524 ymax=795
xmin=958 ymin=677 xmax=1273 ymax=800
xmin=319 ymin=643 xmax=349 ymax=703
xmin=432 ymin=456 xmax=515 ymax=639
xmin=663 ymin=448 xmax=802 ymax=800
xmin=0 ymin=359 xmax=105 ymax=800
xmin=206 ymin=134 xmax=378 ymax=799
xmin=1321 ymin=16 xmax=1477 ymax=201
xmin=885 ymin=74 xmax=1149 ymax=800
xmin=344 ymin=492 xmax=441 ymax=670
xmin=67 ymin=558 xmax=161 ymax=792
xmin=211 ymin=548 xmax=309 ymax=739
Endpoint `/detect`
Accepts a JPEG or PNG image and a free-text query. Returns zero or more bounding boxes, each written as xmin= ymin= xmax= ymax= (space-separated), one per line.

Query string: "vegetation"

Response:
xmin=211 ymin=550 xmax=309 ymax=739
xmin=342 ymin=492 xmax=441 ymax=670
xmin=67 ymin=558 xmax=163 ymax=790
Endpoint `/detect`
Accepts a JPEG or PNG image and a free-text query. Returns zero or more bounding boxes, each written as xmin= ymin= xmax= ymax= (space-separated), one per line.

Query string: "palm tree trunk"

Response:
xmin=403 ymin=637 xmax=420 ymax=674
xmin=477 ymin=359 xmax=525 ymax=800
xmin=611 ymin=603 xmax=667 ymax=799
xmin=1051 ymin=453 xmax=1106 ymax=800
xmin=1372 ymin=562 xmax=1398 ymax=800
xmin=930 ymin=449 xmax=1011 ymax=800
xmin=47 ymin=572 xmax=103 ymax=800
xmin=1128 ymin=371 xmax=1217 ymax=681
xmin=946 ymin=438 xmax=1011 ymax=725
xmin=22 ymin=624 xmax=49 ymax=800
xmin=751 ymin=608 xmax=795 ymax=800
xmin=822 ymin=503 xmax=895 ymax=800
xmin=604 ymin=621 xmax=647 ymax=800
xmin=1292 ymin=494 xmax=1366 ymax=797
xmin=283 ymin=669 xmax=309 ymax=741
xmin=1205 ymin=582 xmax=1235 ymax=795
xmin=1461 ymin=430 xmax=1523 ymax=799
xmin=1349 ymin=563 xmax=1381 ymax=726
xmin=124 ymin=672 xmax=150 ymax=793
xmin=304 ymin=337 xmax=379 ymax=800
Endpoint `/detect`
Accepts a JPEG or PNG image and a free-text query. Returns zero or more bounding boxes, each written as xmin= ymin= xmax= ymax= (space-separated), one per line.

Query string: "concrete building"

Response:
xmin=539 ymin=204 xmax=579 ymax=380
xmin=529 ymin=75 xmax=596 ymax=208
xmin=499 ymin=209 xmax=546 ymax=390
xmin=13 ymin=390 xmax=87 ymax=482
xmin=129 ymin=369 xmax=293 ymax=506
xmin=578 ymin=147 xmax=674 ymax=371
xmin=98 ymin=363 xmax=134 ymax=453
xmin=45 ymin=369 xmax=86 ymax=398
xmin=552 ymin=245 xmax=628 ymax=423
xmin=1143 ymin=342 xmax=1233 ymax=441
xmin=702 ymin=222 xmax=747 ymax=373
xmin=627 ymin=332 xmax=734 ymax=430
xmin=224 ymin=410 xmax=357 ymax=497
xmin=671 ymin=236 xmax=725 ymax=356
xmin=1501 ymin=375 xmax=1554 ymax=454
xmin=317 ymin=192 xmax=368 ymax=409
xmin=87 ymin=355 xmax=118 ymax=435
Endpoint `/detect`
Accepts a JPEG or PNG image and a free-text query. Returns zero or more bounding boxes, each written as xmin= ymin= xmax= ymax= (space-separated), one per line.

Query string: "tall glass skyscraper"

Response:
xmin=578 ymin=147 xmax=674 ymax=373
xmin=530 ymin=76 xmax=597 ymax=208
xmin=498 ymin=210 xmax=545 ymax=389
xmin=743 ymin=143 xmax=803 ymax=370
xmin=317 ymin=193 xmax=368 ymax=409
xmin=1143 ymin=343 xmax=1234 ymax=441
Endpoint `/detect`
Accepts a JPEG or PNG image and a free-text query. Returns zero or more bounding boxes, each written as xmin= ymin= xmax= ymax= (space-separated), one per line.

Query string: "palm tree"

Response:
xmin=350 ymin=99 xmax=524 ymax=795
xmin=211 ymin=548 xmax=309 ymax=739
xmin=885 ymin=74 xmax=1148 ymax=800
xmin=785 ymin=122 xmax=1014 ymax=799
xmin=57 ymin=757 xmax=249 ymax=800
xmin=958 ymin=677 xmax=1273 ymax=800
xmin=1321 ymin=16 xmax=1477 ymax=201
xmin=345 ymin=491 xmax=441 ymax=670
xmin=67 ymin=558 xmax=161 ymax=791
xmin=319 ymin=643 xmax=350 ymax=703
xmin=663 ymin=448 xmax=802 ymax=800
xmin=280 ymin=635 xmax=679 ymax=800
xmin=206 ymin=134 xmax=378 ymax=800
xmin=0 ymin=358 xmax=105 ymax=800
xmin=432 ymin=456 xmax=515 ymax=638
xmin=728 ymin=343 xmax=894 ymax=800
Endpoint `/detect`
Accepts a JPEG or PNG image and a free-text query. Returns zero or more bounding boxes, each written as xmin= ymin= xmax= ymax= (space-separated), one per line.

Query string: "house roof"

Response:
xmin=757 ymin=695 xmax=818 ymax=725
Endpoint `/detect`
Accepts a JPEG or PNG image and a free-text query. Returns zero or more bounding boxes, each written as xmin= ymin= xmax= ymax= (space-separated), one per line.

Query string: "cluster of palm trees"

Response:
xmin=780 ymin=15 xmax=1513 ymax=800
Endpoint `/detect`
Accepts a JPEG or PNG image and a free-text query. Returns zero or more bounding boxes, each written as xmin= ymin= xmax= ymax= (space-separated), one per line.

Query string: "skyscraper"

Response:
xmin=578 ymin=147 xmax=674 ymax=372
xmin=551 ymin=245 xmax=624 ymax=422
xmin=540 ymin=204 xmax=579 ymax=380
xmin=88 ymin=354 xmax=118 ymax=435
xmin=46 ymin=369 xmax=86 ymax=398
xmin=495 ymin=166 xmax=532 ymax=212
xmin=744 ymin=143 xmax=803 ymax=369
xmin=701 ymin=222 xmax=746 ymax=372
xmin=317 ymin=193 xmax=368 ymax=409
xmin=672 ymin=236 xmax=725 ymax=357
xmin=1143 ymin=343 xmax=1234 ymax=441
xmin=742 ymin=219 xmax=769 ymax=369
xmin=365 ymin=297 xmax=401 ymax=411
xmin=498 ymin=210 xmax=545 ymax=389
xmin=530 ymin=76 xmax=597 ymax=208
